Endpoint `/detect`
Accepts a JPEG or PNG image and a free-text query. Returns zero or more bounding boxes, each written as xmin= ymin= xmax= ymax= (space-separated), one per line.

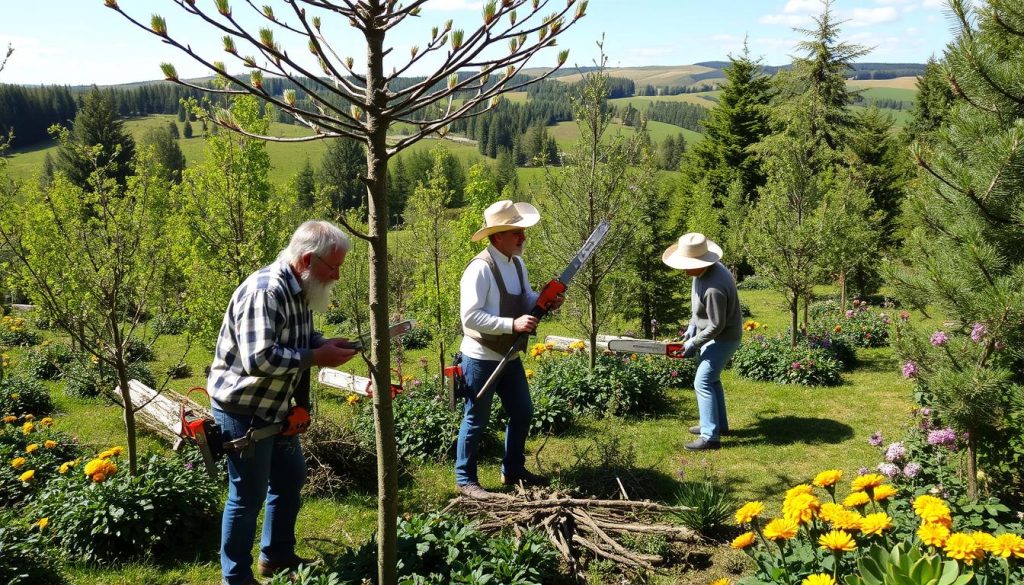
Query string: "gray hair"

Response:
xmin=278 ymin=220 xmax=350 ymax=265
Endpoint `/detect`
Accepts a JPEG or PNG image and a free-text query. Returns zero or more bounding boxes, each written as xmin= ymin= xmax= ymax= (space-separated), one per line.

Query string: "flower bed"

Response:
xmin=732 ymin=334 xmax=843 ymax=386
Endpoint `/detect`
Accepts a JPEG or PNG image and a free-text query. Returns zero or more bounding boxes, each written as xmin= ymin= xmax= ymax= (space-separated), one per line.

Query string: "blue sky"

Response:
xmin=0 ymin=0 xmax=956 ymax=86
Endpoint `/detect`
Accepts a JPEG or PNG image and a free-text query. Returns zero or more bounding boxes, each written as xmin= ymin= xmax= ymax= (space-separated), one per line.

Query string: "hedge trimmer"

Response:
xmin=475 ymin=220 xmax=611 ymax=400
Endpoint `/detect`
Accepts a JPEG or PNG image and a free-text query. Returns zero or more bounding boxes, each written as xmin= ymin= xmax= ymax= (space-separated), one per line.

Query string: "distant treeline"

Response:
xmin=852 ymin=95 xmax=915 ymax=110
xmin=640 ymin=101 xmax=708 ymax=132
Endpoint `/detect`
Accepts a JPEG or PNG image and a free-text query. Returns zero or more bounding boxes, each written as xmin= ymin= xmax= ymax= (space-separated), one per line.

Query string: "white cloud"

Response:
xmin=782 ymin=0 xmax=823 ymax=14
xmin=921 ymin=0 xmax=946 ymax=7
xmin=848 ymin=6 xmax=899 ymax=26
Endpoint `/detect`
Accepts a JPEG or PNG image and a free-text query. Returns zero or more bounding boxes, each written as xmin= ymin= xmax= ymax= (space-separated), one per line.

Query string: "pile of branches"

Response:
xmin=445 ymin=487 xmax=700 ymax=581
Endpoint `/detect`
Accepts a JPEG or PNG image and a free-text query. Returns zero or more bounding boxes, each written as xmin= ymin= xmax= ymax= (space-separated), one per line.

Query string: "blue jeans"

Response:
xmin=212 ymin=407 xmax=307 ymax=585
xmin=455 ymin=356 xmax=532 ymax=486
xmin=693 ymin=339 xmax=741 ymax=441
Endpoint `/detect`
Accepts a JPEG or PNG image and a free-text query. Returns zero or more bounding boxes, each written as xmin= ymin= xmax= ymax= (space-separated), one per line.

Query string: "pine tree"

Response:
xmin=319 ymin=136 xmax=365 ymax=213
xmin=905 ymin=56 xmax=955 ymax=144
xmin=293 ymin=158 xmax=316 ymax=209
xmin=167 ymin=120 xmax=179 ymax=139
xmin=55 ymin=87 xmax=136 ymax=190
xmin=182 ymin=119 xmax=192 ymax=139
xmin=888 ymin=0 xmax=1024 ymax=501
xmin=139 ymin=126 xmax=186 ymax=184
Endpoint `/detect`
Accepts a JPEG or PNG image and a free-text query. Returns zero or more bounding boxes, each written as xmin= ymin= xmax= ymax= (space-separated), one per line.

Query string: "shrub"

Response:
xmin=165 ymin=362 xmax=192 ymax=379
xmin=0 ymin=517 xmax=66 ymax=585
xmin=62 ymin=357 xmax=156 ymax=399
xmin=21 ymin=342 xmax=75 ymax=381
xmin=149 ymin=312 xmax=187 ymax=335
xmin=736 ymin=274 xmax=770 ymax=290
xmin=671 ymin=480 xmax=736 ymax=538
xmin=0 ymin=375 xmax=54 ymax=417
xmin=398 ymin=326 xmax=432 ymax=350
xmin=31 ymin=452 xmax=220 ymax=562
xmin=732 ymin=335 xmax=843 ymax=386
xmin=322 ymin=304 xmax=347 ymax=325
xmin=812 ymin=300 xmax=890 ymax=348
xmin=0 ymin=316 xmax=41 ymax=347
xmin=353 ymin=382 xmax=459 ymax=462
xmin=0 ymin=420 xmax=83 ymax=507
xmin=325 ymin=512 xmax=560 ymax=585
xmin=123 ymin=339 xmax=157 ymax=362
xmin=531 ymin=349 xmax=671 ymax=418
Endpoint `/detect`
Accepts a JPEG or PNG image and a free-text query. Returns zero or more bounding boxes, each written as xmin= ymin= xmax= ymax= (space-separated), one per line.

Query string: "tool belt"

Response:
xmin=179 ymin=388 xmax=311 ymax=477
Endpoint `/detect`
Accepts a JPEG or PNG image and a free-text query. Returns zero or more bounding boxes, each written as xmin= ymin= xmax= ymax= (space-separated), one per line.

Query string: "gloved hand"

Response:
xmin=681 ymin=323 xmax=697 ymax=342
xmin=682 ymin=340 xmax=699 ymax=358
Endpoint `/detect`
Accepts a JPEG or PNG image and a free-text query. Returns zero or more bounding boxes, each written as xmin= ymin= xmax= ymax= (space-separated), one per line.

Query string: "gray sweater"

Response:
xmin=689 ymin=262 xmax=743 ymax=347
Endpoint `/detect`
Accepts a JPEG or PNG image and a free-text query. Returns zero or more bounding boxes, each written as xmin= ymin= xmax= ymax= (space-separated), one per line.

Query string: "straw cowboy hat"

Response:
xmin=471 ymin=200 xmax=540 ymax=242
xmin=662 ymin=233 xmax=723 ymax=269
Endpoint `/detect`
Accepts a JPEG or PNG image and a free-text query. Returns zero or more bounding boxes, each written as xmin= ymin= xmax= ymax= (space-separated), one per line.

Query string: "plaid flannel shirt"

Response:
xmin=208 ymin=261 xmax=324 ymax=423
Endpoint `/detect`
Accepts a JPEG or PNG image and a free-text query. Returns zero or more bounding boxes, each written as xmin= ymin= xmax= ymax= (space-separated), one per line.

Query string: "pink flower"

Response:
xmin=868 ymin=431 xmax=884 ymax=447
xmin=899 ymin=310 xmax=910 ymax=322
xmin=845 ymin=310 xmax=854 ymax=318
xmin=971 ymin=323 xmax=987 ymax=342
xmin=902 ymin=361 xmax=918 ymax=379
xmin=930 ymin=331 xmax=948 ymax=347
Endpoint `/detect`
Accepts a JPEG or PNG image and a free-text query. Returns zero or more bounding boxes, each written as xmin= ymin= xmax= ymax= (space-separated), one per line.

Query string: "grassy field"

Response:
xmin=856 ymin=87 xmax=918 ymax=103
xmin=848 ymin=76 xmax=920 ymax=90
xmin=4 ymin=283 xmax=919 ymax=584
xmin=548 ymin=119 xmax=704 ymax=148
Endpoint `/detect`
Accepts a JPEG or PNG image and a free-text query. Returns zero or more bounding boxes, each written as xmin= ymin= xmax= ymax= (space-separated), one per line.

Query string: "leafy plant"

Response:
xmin=0 ymin=375 xmax=54 ymax=417
xmin=354 ymin=383 xmax=459 ymax=462
xmin=397 ymin=326 xmax=432 ymax=350
xmin=20 ymin=342 xmax=74 ymax=381
xmin=61 ymin=357 xmax=156 ymax=399
xmin=0 ymin=315 xmax=41 ymax=347
xmin=732 ymin=334 xmax=843 ymax=386
xmin=149 ymin=311 xmax=187 ymax=335
xmin=844 ymin=542 xmax=972 ymax=585
xmin=531 ymin=351 xmax=673 ymax=418
xmin=0 ymin=516 xmax=66 ymax=585
xmin=671 ymin=480 xmax=737 ymax=538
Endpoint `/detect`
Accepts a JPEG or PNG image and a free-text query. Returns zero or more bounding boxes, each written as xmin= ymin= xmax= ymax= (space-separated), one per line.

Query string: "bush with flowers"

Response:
xmin=20 ymin=341 xmax=75 ymax=381
xmin=29 ymin=450 xmax=219 ymax=562
xmin=730 ymin=470 xmax=1024 ymax=585
xmin=732 ymin=334 xmax=843 ymax=386
xmin=0 ymin=415 xmax=82 ymax=507
xmin=811 ymin=300 xmax=890 ymax=349
xmin=0 ymin=373 xmax=53 ymax=417
xmin=0 ymin=315 xmax=42 ymax=347
xmin=0 ymin=515 xmax=66 ymax=585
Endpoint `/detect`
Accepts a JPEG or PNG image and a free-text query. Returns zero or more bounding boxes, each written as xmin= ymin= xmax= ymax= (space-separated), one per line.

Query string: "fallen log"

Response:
xmin=121 ymin=380 xmax=209 ymax=445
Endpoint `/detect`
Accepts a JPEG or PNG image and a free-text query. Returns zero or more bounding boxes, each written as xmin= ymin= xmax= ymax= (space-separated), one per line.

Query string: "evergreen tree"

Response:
xmin=55 ymin=87 xmax=136 ymax=190
xmin=319 ymin=136 xmax=365 ymax=213
xmin=140 ymin=126 xmax=186 ymax=184
xmin=176 ymin=103 xmax=186 ymax=122
xmin=847 ymin=107 xmax=910 ymax=252
xmin=167 ymin=120 xmax=179 ymax=139
xmin=887 ymin=0 xmax=1024 ymax=501
xmin=905 ymin=56 xmax=956 ymax=144
xmin=495 ymin=149 xmax=519 ymax=197
xmin=293 ymin=158 xmax=317 ymax=209
xmin=182 ymin=118 xmax=193 ymax=138
xmin=39 ymin=152 xmax=54 ymax=191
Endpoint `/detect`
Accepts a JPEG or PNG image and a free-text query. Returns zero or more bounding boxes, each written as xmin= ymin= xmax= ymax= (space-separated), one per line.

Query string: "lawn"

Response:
xmin=5 ymin=283 xmax=917 ymax=584
xmin=548 ymin=119 xmax=704 ymax=148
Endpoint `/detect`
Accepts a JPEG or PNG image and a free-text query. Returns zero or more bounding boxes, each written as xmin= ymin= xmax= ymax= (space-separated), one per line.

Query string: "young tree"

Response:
xmin=539 ymin=49 xmax=653 ymax=368
xmin=182 ymin=118 xmax=193 ymax=138
xmin=293 ymin=157 xmax=317 ymax=209
xmin=167 ymin=120 xmax=180 ymax=139
xmin=55 ymin=87 xmax=136 ymax=189
xmin=319 ymin=136 xmax=366 ymax=213
xmin=887 ymin=0 xmax=1024 ymax=500
xmin=0 ymin=137 xmax=174 ymax=475
xmin=139 ymin=125 xmax=186 ymax=184
xmin=108 ymin=2 xmax=586 ymax=580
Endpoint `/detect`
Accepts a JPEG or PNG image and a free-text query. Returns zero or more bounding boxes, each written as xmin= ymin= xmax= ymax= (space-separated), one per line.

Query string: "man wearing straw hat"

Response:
xmin=663 ymin=233 xmax=743 ymax=451
xmin=455 ymin=200 xmax=564 ymax=499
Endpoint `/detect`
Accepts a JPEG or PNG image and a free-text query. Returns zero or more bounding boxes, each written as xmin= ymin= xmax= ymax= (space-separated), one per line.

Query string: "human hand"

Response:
xmin=513 ymin=315 xmax=539 ymax=334
xmin=548 ymin=292 xmax=566 ymax=311
xmin=682 ymin=341 xmax=698 ymax=358
xmin=312 ymin=339 xmax=358 ymax=367
xmin=681 ymin=323 xmax=697 ymax=342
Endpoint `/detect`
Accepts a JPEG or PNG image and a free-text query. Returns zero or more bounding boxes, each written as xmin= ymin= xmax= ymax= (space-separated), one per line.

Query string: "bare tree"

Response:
xmin=106 ymin=1 xmax=587 ymax=582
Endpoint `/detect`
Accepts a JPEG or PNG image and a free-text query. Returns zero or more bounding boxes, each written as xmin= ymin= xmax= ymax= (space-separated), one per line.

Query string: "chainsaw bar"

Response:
xmin=606 ymin=338 xmax=686 ymax=359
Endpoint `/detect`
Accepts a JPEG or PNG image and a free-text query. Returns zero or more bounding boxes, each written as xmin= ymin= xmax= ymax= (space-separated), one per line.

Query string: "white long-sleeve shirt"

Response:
xmin=459 ymin=245 xmax=539 ymax=360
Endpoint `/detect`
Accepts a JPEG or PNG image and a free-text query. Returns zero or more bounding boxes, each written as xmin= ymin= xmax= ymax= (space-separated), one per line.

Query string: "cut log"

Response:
xmin=123 ymin=380 xmax=209 ymax=445
xmin=318 ymin=368 xmax=372 ymax=396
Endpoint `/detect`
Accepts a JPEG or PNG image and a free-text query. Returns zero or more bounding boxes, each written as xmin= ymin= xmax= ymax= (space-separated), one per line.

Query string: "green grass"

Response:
xmin=3 ymin=282 xmax=919 ymax=584
xmin=856 ymin=87 xmax=917 ymax=103
xmin=548 ymin=119 xmax=703 ymax=148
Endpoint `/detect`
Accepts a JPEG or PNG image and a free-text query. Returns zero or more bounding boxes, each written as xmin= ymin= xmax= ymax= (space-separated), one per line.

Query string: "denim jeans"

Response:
xmin=455 ymin=356 xmax=532 ymax=486
xmin=212 ymin=407 xmax=307 ymax=585
xmin=693 ymin=339 xmax=741 ymax=441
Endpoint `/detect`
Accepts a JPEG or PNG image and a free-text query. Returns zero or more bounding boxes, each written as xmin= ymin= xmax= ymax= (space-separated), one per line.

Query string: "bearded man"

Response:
xmin=208 ymin=220 xmax=358 ymax=585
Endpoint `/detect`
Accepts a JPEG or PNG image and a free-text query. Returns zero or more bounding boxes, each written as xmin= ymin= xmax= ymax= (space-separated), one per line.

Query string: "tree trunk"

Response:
xmin=114 ymin=355 xmax=138 ymax=475
xmin=966 ymin=432 xmax=978 ymax=500
xmin=588 ymin=277 xmax=598 ymax=370
xmin=789 ymin=292 xmax=799 ymax=348
xmin=365 ymin=30 xmax=398 ymax=585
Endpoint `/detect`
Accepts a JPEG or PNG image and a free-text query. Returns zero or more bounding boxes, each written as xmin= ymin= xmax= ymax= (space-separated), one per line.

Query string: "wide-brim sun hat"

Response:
xmin=471 ymin=200 xmax=540 ymax=241
xmin=662 ymin=233 xmax=723 ymax=269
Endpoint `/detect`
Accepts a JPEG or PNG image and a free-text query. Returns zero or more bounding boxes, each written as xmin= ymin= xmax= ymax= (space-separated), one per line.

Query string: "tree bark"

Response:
xmin=789 ymin=292 xmax=799 ymax=347
xmin=966 ymin=432 xmax=978 ymax=500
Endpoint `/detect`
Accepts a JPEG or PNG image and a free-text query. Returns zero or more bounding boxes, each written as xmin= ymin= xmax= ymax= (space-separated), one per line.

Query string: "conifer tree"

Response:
xmin=888 ymin=0 xmax=1024 ymax=500
xmin=319 ymin=136 xmax=365 ymax=213
xmin=140 ymin=125 xmax=186 ymax=184
xmin=55 ymin=87 xmax=136 ymax=189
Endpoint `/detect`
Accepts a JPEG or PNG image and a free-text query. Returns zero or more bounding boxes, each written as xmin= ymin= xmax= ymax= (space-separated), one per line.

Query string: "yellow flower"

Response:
xmin=525 ymin=369 xmax=535 ymax=379
xmin=785 ymin=484 xmax=814 ymax=500
xmin=84 ymin=458 xmax=104 ymax=476
xmin=991 ymin=533 xmax=1024 ymax=559
xmin=90 ymin=355 xmax=100 ymax=364
xmin=913 ymin=495 xmax=946 ymax=515
xmin=529 ymin=343 xmax=547 ymax=358
xmin=783 ymin=493 xmax=820 ymax=525
xmin=872 ymin=484 xmax=898 ymax=501
xmin=918 ymin=522 xmax=951 ymax=547
xmin=850 ymin=473 xmax=885 ymax=492
xmin=346 ymin=394 xmax=360 ymax=405
xmin=944 ymin=532 xmax=983 ymax=565
xmin=731 ymin=532 xmax=756 ymax=550
xmin=843 ymin=491 xmax=870 ymax=508
xmin=2 ymin=415 xmax=15 ymax=423
xmin=859 ymin=513 xmax=893 ymax=537
xmin=972 ymin=532 xmax=997 ymax=554
xmin=19 ymin=469 xmax=36 ymax=482
xmin=40 ymin=417 xmax=54 ymax=427
xmin=25 ymin=443 xmax=39 ymax=454
xmin=735 ymin=501 xmax=764 ymax=525
xmin=11 ymin=457 xmax=26 ymax=469
xmin=802 ymin=575 xmax=836 ymax=585
xmin=23 ymin=414 xmax=34 ymax=421
xmin=711 ymin=579 xmax=730 ymax=585
xmin=59 ymin=462 xmax=72 ymax=474
xmin=763 ymin=517 xmax=800 ymax=541
xmin=34 ymin=517 xmax=49 ymax=530
xmin=21 ymin=422 xmax=33 ymax=435
xmin=44 ymin=440 xmax=57 ymax=449
xmin=818 ymin=503 xmax=845 ymax=523
xmin=831 ymin=510 xmax=864 ymax=531
xmin=569 ymin=340 xmax=586 ymax=351
xmin=742 ymin=320 xmax=759 ymax=331
xmin=819 ymin=529 xmax=856 ymax=553
xmin=813 ymin=469 xmax=842 ymax=488
xmin=917 ymin=500 xmax=953 ymax=527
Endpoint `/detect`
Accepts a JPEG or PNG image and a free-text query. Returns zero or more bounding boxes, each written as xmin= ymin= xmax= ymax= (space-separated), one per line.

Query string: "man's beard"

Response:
xmin=299 ymin=269 xmax=337 ymax=313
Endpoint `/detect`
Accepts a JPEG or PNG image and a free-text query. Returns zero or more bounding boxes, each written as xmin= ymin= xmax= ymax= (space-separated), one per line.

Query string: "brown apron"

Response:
xmin=462 ymin=248 xmax=532 ymax=355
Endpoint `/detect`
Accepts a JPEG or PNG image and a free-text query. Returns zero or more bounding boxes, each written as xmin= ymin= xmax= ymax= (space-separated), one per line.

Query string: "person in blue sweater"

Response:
xmin=663 ymin=233 xmax=743 ymax=451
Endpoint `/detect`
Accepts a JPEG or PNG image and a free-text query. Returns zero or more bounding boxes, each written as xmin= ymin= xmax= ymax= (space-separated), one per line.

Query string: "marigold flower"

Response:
xmin=813 ymin=469 xmax=842 ymax=488
xmin=972 ymin=532 xmax=997 ymax=554
xmin=731 ymin=531 xmax=756 ymax=550
xmin=802 ymin=574 xmax=836 ymax=585
xmin=913 ymin=495 xmax=946 ymax=515
xmin=918 ymin=522 xmax=951 ymax=547
xmin=92 ymin=472 xmax=107 ymax=482
xmin=818 ymin=503 xmax=844 ymax=523
xmin=21 ymin=422 xmax=33 ymax=435
xmin=763 ymin=517 xmax=800 ymax=541
xmin=11 ymin=456 xmax=26 ymax=469
xmin=346 ymin=394 xmax=360 ymax=405
xmin=529 ymin=343 xmax=547 ymax=357
xmin=831 ymin=510 xmax=864 ymax=531
xmin=783 ymin=493 xmax=820 ymax=524
xmin=711 ymin=579 xmax=730 ymax=585
xmin=944 ymin=532 xmax=983 ymax=565
xmin=785 ymin=484 xmax=814 ymax=500
xmin=859 ymin=513 xmax=893 ymax=536
xmin=25 ymin=443 xmax=39 ymax=454
xmin=2 ymin=415 xmax=16 ymax=424
xmin=108 ymin=446 xmax=123 ymax=456
xmin=34 ymin=517 xmax=48 ymax=530
xmin=19 ymin=469 xmax=36 ymax=482
xmin=735 ymin=501 xmax=764 ymax=524
xmin=851 ymin=473 xmax=885 ymax=492
xmin=59 ymin=462 xmax=72 ymax=474
xmin=819 ymin=529 xmax=856 ymax=553
xmin=872 ymin=484 xmax=898 ymax=502
xmin=742 ymin=320 xmax=759 ymax=331
xmin=843 ymin=491 xmax=870 ymax=508
xmin=569 ymin=340 xmax=586 ymax=351
xmin=915 ymin=499 xmax=952 ymax=527
xmin=44 ymin=440 xmax=57 ymax=449
xmin=40 ymin=417 xmax=54 ymax=427
xmin=991 ymin=533 xmax=1024 ymax=559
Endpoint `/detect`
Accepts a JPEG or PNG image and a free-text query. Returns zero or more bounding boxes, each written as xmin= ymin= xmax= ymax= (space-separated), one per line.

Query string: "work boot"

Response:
xmin=684 ymin=437 xmax=721 ymax=451
xmin=457 ymin=483 xmax=492 ymax=499
xmin=501 ymin=468 xmax=550 ymax=487
xmin=257 ymin=555 xmax=319 ymax=578
xmin=222 ymin=579 xmax=262 ymax=585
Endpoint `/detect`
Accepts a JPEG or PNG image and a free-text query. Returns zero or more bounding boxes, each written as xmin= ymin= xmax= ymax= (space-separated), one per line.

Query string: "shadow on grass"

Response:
xmin=730 ymin=414 xmax=854 ymax=447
